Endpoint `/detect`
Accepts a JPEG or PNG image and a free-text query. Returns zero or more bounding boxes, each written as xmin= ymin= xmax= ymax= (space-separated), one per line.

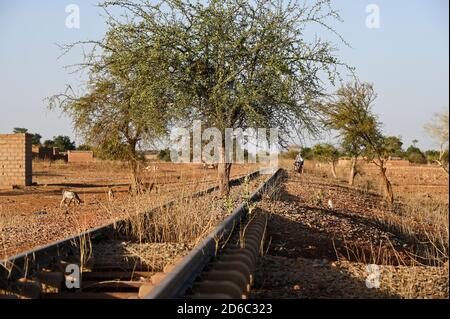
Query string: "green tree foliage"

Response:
xmin=404 ymin=145 xmax=426 ymax=164
xmin=407 ymin=151 xmax=427 ymax=164
xmin=77 ymin=144 xmax=93 ymax=151
xmin=405 ymin=145 xmax=421 ymax=155
xmin=425 ymin=150 xmax=440 ymax=162
xmin=49 ymin=22 xmax=173 ymax=190
xmin=383 ymin=136 xmax=404 ymax=158
xmin=51 ymin=135 xmax=76 ymax=152
xmin=100 ymin=0 xmax=349 ymax=196
xmin=312 ymin=144 xmax=340 ymax=161
xmin=94 ymin=139 xmax=128 ymax=161
xmin=43 ymin=140 xmax=54 ymax=147
xmin=31 ymin=134 xmax=42 ymax=146
xmin=323 ymin=82 xmax=394 ymax=208
xmin=311 ymin=143 xmax=340 ymax=178
xmin=281 ymin=146 xmax=312 ymax=160
xmin=13 ymin=127 xmax=28 ymax=134
xmin=157 ymin=149 xmax=172 ymax=162
xmin=301 ymin=147 xmax=314 ymax=160
xmin=426 ymin=149 xmax=449 ymax=166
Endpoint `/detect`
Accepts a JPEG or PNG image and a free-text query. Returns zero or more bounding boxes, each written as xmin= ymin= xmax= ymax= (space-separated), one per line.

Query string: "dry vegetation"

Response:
xmin=95 ymin=173 xmax=267 ymax=271
xmin=251 ymin=159 xmax=448 ymax=299
xmin=0 ymin=159 xmax=261 ymax=259
xmin=65 ymin=172 xmax=267 ymax=275
xmin=1 ymin=156 xmax=448 ymax=299
xmin=302 ymin=159 xmax=449 ymax=265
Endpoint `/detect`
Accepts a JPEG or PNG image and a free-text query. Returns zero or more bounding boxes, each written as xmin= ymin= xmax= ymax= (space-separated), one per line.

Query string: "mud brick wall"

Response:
xmin=67 ymin=150 xmax=94 ymax=163
xmin=0 ymin=133 xmax=32 ymax=188
xmin=386 ymin=160 xmax=410 ymax=167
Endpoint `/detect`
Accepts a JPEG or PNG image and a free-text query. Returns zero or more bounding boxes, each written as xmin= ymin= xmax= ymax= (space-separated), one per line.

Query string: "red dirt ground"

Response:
xmin=0 ymin=161 xmax=259 ymax=258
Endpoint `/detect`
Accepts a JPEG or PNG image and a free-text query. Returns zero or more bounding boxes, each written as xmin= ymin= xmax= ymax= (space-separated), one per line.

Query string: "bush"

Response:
xmin=94 ymin=139 xmax=128 ymax=160
xmin=157 ymin=149 xmax=172 ymax=162
xmin=280 ymin=149 xmax=297 ymax=159
xmin=77 ymin=144 xmax=92 ymax=151
xmin=424 ymin=150 xmax=440 ymax=163
xmin=280 ymin=147 xmax=313 ymax=160
xmin=408 ymin=152 xmax=427 ymax=164
xmin=52 ymin=135 xmax=76 ymax=152
xmin=301 ymin=147 xmax=314 ymax=160
xmin=311 ymin=143 xmax=339 ymax=162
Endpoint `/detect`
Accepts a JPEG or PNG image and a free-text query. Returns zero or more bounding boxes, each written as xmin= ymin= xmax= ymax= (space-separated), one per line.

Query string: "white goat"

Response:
xmin=60 ymin=190 xmax=82 ymax=207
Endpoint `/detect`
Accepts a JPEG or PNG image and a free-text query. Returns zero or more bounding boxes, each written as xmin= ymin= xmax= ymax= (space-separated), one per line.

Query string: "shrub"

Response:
xmin=77 ymin=144 xmax=92 ymax=151
xmin=280 ymin=149 xmax=298 ymax=159
xmin=157 ymin=149 xmax=171 ymax=162
xmin=408 ymin=152 xmax=427 ymax=164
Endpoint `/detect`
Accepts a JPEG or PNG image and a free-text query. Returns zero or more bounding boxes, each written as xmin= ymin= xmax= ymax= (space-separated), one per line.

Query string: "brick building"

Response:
xmin=67 ymin=150 xmax=94 ymax=163
xmin=0 ymin=133 xmax=32 ymax=188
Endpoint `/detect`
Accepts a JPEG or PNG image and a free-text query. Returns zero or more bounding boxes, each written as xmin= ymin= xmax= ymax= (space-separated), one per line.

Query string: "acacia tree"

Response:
xmin=383 ymin=136 xmax=403 ymax=158
xmin=323 ymin=82 xmax=395 ymax=208
xmin=101 ymin=0 xmax=349 ymax=195
xmin=424 ymin=111 xmax=449 ymax=173
xmin=49 ymin=24 xmax=172 ymax=191
xmin=311 ymin=143 xmax=340 ymax=178
xmin=13 ymin=127 xmax=28 ymax=134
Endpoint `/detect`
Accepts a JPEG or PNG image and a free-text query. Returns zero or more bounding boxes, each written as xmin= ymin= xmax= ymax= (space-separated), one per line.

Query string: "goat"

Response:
xmin=60 ymin=190 xmax=82 ymax=207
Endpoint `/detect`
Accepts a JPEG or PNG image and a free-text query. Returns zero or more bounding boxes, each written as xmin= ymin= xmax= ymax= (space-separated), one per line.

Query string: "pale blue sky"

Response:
xmin=0 ymin=0 xmax=448 ymax=150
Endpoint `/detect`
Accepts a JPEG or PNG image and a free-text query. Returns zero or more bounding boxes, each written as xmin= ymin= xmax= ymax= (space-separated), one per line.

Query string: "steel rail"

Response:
xmin=0 ymin=170 xmax=261 ymax=286
xmin=144 ymin=168 xmax=282 ymax=299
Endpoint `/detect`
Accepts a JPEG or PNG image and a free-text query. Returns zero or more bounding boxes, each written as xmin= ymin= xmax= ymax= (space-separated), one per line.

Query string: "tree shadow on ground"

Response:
xmin=251 ymin=209 xmax=401 ymax=299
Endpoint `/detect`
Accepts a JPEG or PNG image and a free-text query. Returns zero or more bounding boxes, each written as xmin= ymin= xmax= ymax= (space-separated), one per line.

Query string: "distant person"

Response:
xmin=294 ymin=152 xmax=304 ymax=173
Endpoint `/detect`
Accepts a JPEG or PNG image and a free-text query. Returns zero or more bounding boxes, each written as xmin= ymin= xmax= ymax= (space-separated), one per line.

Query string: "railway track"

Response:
xmin=0 ymin=168 xmax=283 ymax=299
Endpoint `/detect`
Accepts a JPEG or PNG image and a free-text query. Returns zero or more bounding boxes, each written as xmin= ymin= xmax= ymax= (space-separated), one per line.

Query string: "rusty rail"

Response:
xmin=144 ymin=168 xmax=283 ymax=299
xmin=0 ymin=170 xmax=260 ymax=288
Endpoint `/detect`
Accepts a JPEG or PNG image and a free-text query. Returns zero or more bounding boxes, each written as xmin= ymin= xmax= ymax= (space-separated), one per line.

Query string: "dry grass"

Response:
xmin=253 ymin=160 xmax=448 ymax=298
xmin=336 ymin=259 xmax=449 ymax=299
xmin=296 ymin=159 xmax=449 ymax=265
xmin=0 ymin=160 xmax=259 ymax=258
xmin=122 ymin=174 xmax=266 ymax=244
xmin=288 ymin=158 xmax=448 ymax=297
xmin=336 ymin=235 xmax=448 ymax=298
xmin=85 ymin=173 xmax=267 ymax=271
